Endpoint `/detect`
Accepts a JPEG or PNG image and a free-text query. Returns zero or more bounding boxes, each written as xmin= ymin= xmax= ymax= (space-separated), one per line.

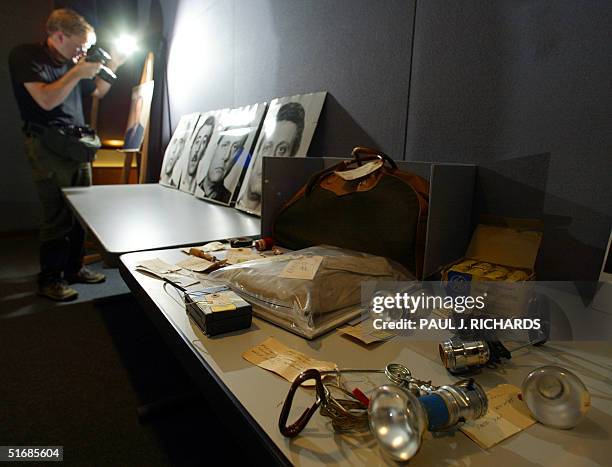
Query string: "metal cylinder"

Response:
xmin=431 ymin=379 xmax=489 ymax=428
xmin=439 ymin=338 xmax=490 ymax=372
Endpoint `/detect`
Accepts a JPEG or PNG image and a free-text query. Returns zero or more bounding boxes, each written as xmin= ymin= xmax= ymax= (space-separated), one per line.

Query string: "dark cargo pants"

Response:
xmin=24 ymin=135 xmax=91 ymax=285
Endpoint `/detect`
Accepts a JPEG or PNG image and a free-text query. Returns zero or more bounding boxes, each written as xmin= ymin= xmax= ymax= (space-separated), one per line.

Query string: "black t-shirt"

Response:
xmin=9 ymin=42 xmax=95 ymax=127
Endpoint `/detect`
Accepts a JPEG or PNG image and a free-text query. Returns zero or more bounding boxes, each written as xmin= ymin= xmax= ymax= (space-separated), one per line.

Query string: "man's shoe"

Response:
xmin=65 ymin=266 xmax=106 ymax=284
xmin=38 ymin=280 xmax=79 ymax=301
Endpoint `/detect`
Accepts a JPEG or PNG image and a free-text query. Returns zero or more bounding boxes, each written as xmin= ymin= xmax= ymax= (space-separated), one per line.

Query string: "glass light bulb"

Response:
xmin=522 ymin=365 xmax=591 ymax=429
xmin=368 ymin=385 xmax=427 ymax=462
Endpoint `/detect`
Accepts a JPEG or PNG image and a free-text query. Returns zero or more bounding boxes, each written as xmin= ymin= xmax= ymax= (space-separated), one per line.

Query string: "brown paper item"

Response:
xmin=460 ymin=384 xmax=536 ymax=449
xmin=242 ymin=337 xmax=337 ymax=384
xmin=278 ymin=256 xmax=324 ymax=280
xmin=176 ymin=256 xmax=215 ymax=272
xmin=338 ymin=321 xmax=395 ymax=345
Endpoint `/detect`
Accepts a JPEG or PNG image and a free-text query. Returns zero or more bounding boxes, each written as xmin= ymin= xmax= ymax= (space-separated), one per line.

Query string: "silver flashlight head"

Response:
xmin=369 ymin=384 xmax=427 ymax=463
xmin=434 ymin=379 xmax=489 ymax=428
xmin=439 ymin=338 xmax=490 ymax=373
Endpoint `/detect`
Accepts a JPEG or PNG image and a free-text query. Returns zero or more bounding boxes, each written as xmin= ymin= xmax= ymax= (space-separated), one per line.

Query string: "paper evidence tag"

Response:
xmin=242 ymin=337 xmax=336 ymax=384
xmin=460 ymin=384 xmax=536 ymax=449
xmin=278 ymin=255 xmax=324 ymax=280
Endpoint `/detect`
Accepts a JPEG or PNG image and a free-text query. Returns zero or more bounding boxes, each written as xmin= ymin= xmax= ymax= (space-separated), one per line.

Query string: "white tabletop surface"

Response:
xmin=120 ymin=247 xmax=612 ymax=467
xmin=62 ymin=184 xmax=260 ymax=255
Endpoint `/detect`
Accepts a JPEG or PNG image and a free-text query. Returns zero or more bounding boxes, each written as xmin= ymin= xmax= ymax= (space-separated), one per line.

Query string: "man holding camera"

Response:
xmin=9 ymin=9 xmax=125 ymax=300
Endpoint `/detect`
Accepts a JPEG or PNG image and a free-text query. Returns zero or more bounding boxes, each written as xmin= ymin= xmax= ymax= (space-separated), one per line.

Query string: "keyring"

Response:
xmin=385 ymin=363 xmax=412 ymax=386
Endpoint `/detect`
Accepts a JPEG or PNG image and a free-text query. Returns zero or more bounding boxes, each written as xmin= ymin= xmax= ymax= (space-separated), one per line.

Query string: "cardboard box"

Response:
xmin=442 ymin=223 xmax=542 ymax=316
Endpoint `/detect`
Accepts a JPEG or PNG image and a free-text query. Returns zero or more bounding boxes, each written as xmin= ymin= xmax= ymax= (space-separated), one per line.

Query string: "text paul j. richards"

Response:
xmin=372 ymin=317 xmax=542 ymax=331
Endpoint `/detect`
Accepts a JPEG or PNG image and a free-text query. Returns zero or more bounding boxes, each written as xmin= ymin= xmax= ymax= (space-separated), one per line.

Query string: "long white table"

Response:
xmin=62 ymin=184 xmax=260 ymax=263
xmin=119 ymin=247 xmax=612 ymax=467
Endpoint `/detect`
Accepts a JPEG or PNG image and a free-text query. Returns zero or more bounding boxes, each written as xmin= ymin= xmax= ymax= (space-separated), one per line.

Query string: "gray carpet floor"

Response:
xmin=0 ymin=233 xmax=242 ymax=466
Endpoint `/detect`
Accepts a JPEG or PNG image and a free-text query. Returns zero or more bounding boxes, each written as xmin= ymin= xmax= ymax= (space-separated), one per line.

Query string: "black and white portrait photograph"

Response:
xmin=158 ymin=113 xmax=200 ymax=188
xmin=122 ymin=81 xmax=154 ymax=151
xmin=194 ymin=103 xmax=266 ymax=206
xmin=235 ymin=91 xmax=326 ymax=215
xmin=178 ymin=110 xmax=221 ymax=194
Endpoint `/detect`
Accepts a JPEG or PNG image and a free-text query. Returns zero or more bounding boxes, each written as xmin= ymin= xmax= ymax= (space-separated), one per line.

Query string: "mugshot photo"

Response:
xmin=158 ymin=112 xmax=200 ymax=188
xmin=235 ymin=91 xmax=326 ymax=216
xmin=178 ymin=110 xmax=222 ymax=194
xmin=194 ymin=103 xmax=266 ymax=206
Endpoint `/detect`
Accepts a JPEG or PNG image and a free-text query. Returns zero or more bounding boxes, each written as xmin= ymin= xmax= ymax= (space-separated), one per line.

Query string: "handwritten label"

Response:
xmin=242 ymin=337 xmax=336 ymax=384
xmin=460 ymin=384 xmax=536 ymax=449
xmin=278 ymin=256 xmax=324 ymax=280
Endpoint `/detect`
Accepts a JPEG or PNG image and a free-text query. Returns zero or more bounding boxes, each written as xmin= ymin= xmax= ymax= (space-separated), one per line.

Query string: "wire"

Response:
xmin=162 ymin=281 xmax=185 ymax=308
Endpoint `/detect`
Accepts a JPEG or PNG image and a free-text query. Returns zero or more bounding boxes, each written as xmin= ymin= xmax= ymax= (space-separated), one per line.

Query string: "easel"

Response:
xmin=118 ymin=51 xmax=155 ymax=184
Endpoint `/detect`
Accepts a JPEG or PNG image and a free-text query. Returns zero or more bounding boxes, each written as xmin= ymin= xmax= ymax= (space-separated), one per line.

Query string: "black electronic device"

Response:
xmin=184 ymin=285 xmax=252 ymax=336
xmin=85 ymin=47 xmax=117 ymax=84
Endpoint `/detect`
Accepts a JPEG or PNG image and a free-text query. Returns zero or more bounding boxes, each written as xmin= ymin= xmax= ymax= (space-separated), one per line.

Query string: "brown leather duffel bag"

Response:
xmin=273 ymin=147 xmax=429 ymax=278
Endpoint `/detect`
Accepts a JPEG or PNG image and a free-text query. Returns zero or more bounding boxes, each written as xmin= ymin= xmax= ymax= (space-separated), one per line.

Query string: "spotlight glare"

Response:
xmin=114 ymin=33 xmax=139 ymax=56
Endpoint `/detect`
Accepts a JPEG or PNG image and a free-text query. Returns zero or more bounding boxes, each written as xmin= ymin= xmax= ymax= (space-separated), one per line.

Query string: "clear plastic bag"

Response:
xmin=209 ymin=245 xmax=412 ymax=339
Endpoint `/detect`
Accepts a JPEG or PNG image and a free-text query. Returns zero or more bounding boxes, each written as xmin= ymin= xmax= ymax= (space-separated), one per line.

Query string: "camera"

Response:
xmin=85 ymin=47 xmax=117 ymax=84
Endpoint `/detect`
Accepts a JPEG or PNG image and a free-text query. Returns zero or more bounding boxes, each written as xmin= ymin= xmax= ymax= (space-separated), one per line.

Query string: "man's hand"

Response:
xmin=72 ymin=57 xmax=103 ymax=79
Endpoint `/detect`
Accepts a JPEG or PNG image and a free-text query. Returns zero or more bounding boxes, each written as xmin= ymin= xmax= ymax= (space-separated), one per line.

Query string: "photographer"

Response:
xmin=9 ymin=9 xmax=125 ymax=300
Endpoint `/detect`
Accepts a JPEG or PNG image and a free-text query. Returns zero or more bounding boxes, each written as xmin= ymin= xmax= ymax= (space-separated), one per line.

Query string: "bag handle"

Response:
xmin=305 ymin=146 xmax=396 ymax=194
xmin=351 ymin=146 xmax=398 ymax=170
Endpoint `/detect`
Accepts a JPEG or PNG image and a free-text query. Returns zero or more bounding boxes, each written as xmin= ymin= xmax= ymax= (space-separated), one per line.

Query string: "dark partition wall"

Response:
xmin=405 ymin=1 xmax=612 ymax=280
xmin=233 ymin=0 xmax=415 ymax=159
xmin=159 ymin=0 xmax=415 ymax=163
